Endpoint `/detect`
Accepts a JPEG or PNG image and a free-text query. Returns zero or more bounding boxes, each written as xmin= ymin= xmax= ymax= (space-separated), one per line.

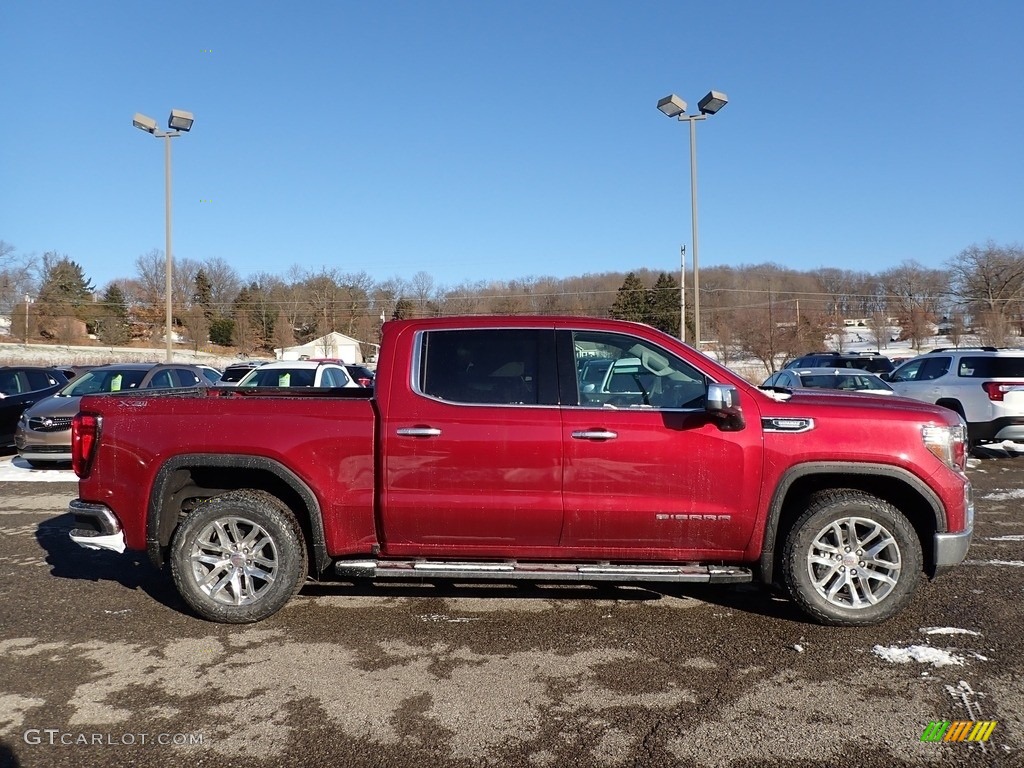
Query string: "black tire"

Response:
xmin=169 ymin=490 xmax=307 ymax=623
xmin=781 ymin=490 xmax=922 ymax=627
xmin=26 ymin=459 xmax=66 ymax=469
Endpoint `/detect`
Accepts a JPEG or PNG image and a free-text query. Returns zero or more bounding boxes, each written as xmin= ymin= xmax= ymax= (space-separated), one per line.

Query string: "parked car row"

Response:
xmin=1 ymin=357 xmax=377 ymax=468
xmin=774 ymin=346 xmax=1024 ymax=446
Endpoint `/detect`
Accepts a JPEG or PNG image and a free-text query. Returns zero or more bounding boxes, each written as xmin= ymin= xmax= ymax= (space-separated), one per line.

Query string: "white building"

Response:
xmin=275 ymin=331 xmax=364 ymax=363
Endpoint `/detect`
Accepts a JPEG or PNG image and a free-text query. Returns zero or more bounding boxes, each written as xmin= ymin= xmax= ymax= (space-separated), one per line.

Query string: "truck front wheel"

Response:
xmin=169 ymin=490 xmax=307 ymax=623
xmin=782 ymin=490 xmax=922 ymax=626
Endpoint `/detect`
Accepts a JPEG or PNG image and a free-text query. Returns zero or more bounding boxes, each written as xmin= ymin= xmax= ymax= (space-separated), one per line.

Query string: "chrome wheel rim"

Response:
xmin=806 ymin=516 xmax=901 ymax=609
xmin=189 ymin=516 xmax=278 ymax=606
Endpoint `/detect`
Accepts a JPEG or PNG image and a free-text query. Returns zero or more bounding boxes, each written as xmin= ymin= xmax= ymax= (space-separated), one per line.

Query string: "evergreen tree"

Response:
xmin=36 ymin=254 xmax=97 ymax=338
xmin=193 ymin=269 xmax=214 ymax=319
xmin=609 ymin=272 xmax=648 ymax=323
xmin=209 ymin=318 xmax=235 ymax=346
xmin=392 ymin=297 xmax=416 ymax=320
xmin=646 ymin=272 xmax=681 ymax=336
xmin=37 ymin=254 xmax=95 ymax=305
xmin=95 ymin=284 xmax=130 ymax=345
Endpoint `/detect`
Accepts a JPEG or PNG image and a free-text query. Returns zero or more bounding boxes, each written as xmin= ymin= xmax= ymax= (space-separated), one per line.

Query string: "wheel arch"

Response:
xmin=935 ymin=398 xmax=965 ymax=417
xmin=758 ymin=462 xmax=944 ymax=585
xmin=146 ymin=453 xmax=329 ymax=576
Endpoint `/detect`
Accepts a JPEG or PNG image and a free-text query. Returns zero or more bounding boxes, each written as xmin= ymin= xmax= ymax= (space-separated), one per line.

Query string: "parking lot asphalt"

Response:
xmin=0 ymin=450 xmax=1022 ymax=768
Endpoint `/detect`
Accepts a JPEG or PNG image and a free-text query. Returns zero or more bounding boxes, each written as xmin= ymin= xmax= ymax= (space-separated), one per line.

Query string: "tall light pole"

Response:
xmin=133 ymin=109 xmax=195 ymax=362
xmin=657 ymin=90 xmax=728 ymax=349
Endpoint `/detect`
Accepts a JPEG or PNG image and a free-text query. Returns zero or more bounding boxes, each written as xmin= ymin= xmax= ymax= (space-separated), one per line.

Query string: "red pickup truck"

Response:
xmin=67 ymin=316 xmax=973 ymax=626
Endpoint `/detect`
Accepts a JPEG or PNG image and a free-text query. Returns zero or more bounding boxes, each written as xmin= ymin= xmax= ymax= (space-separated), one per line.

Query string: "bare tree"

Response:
xmin=947 ymin=242 xmax=1024 ymax=341
xmin=410 ymin=271 xmax=435 ymax=313
xmin=732 ymin=306 xmax=782 ymax=376
xmin=201 ymin=256 xmax=242 ymax=315
xmin=182 ymin=304 xmax=211 ymax=352
xmin=273 ymin=310 xmax=295 ymax=352
xmin=0 ymin=241 xmax=37 ymax=318
xmin=867 ymin=313 xmax=890 ymax=351
xmin=880 ymin=260 xmax=946 ymax=350
xmin=946 ymin=313 xmax=966 ymax=348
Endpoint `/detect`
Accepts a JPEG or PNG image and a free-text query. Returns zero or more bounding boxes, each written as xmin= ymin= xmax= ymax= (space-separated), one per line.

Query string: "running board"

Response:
xmin=334 ymin=559 xmax=752 ymax=584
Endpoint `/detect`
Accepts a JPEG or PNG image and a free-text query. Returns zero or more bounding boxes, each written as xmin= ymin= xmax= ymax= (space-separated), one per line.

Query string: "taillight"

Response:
xmin=71 ymin=412 xmax=102 ymax=478
xmin=981 ymin=381 xmax=1015 ymax=401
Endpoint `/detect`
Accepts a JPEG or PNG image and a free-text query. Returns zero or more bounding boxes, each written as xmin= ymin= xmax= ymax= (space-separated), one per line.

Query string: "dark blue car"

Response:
xmin=0 ymin=366 xmax=69 ymax=447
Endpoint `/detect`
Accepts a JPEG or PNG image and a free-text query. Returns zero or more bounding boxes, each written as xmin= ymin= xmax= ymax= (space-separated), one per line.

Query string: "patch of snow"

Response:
xmin=980 ymin=489 xmax=1024 ymax=501
xmin=418 ymin=614 xmax=479 ymax=623
xmin=792 ymin=644 xmax=804 ymax=653
xmin=872 ymin=644 xmax=965 ymax=667
xmin=964 ymin=559 xmax=1024 ymax=567
xmin=0 ymin=455 xmax=75 ymax=483
xmin=987 ymin=535 xmax=1024 ymax=541
xmin=919 ymin=627 xmax=981 ymax=637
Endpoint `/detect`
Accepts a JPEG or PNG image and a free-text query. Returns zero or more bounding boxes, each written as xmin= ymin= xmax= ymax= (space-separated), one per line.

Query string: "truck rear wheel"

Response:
xmin=782 ymin=490 xmax=921 ymax=626
xmin=169 ymin=490 xmax=307 ymax=623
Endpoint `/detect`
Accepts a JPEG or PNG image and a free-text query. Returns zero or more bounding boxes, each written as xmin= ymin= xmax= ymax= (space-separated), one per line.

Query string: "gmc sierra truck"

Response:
xmin=67 ymin=316 xmax=974 ymax=626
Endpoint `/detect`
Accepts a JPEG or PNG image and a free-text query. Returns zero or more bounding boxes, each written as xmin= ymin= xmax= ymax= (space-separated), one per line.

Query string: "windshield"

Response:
xmin=798 ymin=373 xmax=893 ymax=392
xmin=60 ymin=369 xmax=148 ymax=396
xmin=239 ymin=368 xmax=316 ymax=387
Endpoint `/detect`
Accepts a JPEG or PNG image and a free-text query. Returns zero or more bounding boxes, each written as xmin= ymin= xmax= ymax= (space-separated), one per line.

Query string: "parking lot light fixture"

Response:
xmin=657 ymin=94 xmax=687 ymax=118
xmin=697 ymin=91 xmax=728 ymax=115
xmin=657 ymin=89 xmax=728 ymax=349
xmin=133 ymin=108 xmax=195 ymax=362
xmin=168 ymin=109 xmax=194 ymax=132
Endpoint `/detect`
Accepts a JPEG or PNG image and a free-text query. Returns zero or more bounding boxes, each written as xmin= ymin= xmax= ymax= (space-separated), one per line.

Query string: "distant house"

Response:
xmin=275 ymin=332 xmax=364 ymax=363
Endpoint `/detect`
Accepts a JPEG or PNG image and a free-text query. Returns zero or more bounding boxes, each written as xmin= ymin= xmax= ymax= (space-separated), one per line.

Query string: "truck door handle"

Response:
xmin=571 ymin=430 xmax=618 ymax=440
xmin=396 ymin=427 xmax=442 ymax=437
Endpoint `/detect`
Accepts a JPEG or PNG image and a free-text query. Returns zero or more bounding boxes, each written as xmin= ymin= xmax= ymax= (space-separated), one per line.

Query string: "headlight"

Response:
xmin=922 ymin=423 xmax=967 ymax=472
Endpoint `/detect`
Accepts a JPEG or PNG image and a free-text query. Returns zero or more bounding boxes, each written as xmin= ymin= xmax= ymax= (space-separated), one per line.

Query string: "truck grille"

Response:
xmin=28 ymin=416 xmax=73 ymax=432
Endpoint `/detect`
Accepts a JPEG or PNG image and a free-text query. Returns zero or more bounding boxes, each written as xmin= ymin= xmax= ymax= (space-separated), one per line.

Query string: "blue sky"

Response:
xmin=2 ymin=1 xmax=1022 ymax=292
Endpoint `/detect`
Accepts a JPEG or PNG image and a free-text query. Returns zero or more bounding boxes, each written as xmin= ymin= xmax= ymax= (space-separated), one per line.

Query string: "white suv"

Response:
xmin=886 ymin=348 xmax=1024 ymax=445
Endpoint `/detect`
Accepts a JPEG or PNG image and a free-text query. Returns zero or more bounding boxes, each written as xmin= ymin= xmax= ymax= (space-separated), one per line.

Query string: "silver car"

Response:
xmin=15 ymin=363 xmax=209 ymax=467
xmin=762 ymin=367 xmax=895 ymax=396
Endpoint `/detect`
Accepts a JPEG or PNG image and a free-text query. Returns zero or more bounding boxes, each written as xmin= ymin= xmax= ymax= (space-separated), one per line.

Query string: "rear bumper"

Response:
xmin=68 ymin=499 xmax=126 ymax=554
xmin=971 ymin=416 xmax=1024 ymax=443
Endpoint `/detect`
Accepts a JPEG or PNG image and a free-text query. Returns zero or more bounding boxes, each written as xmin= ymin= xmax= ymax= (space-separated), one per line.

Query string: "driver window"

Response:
xmin=571 ymin=331 xmax=707 ymax=409
xmin=891 ymin=359 xmax=924 ymax=382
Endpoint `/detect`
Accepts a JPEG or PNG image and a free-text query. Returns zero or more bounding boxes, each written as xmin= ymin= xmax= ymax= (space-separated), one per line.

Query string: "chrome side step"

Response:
xmin=334 ymin=559 xmax=751 ymax=584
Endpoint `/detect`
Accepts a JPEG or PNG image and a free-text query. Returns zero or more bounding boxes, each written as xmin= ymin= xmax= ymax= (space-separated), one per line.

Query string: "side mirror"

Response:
xmin=706 ymin=383 xmax=745 ymax=431
xmin=879 ymin=372 xmax=892 ymax=382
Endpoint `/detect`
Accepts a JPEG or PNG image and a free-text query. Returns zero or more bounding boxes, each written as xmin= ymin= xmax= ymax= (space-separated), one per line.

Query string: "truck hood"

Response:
xmin=758 ymin=387 xmax=961 ymax=426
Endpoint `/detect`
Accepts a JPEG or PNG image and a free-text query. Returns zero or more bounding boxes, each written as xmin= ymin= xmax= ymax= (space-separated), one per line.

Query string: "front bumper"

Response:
xmin=933 ymin=526 xmax=973 ymax=569
xmin=68 ymin=499 xmax=126 ymax=554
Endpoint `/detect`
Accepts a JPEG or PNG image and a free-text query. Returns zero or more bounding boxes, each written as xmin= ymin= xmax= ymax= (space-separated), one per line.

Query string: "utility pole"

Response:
xmin=24 ymin=294 xmax=31 ymax=347
xmin=680 ymin=245 xmax=686 ymax=344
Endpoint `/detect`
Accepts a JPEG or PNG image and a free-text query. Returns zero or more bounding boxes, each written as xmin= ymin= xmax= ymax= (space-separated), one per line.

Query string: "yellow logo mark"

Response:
xmin=921 ymin=720 xmax=997 ymax=742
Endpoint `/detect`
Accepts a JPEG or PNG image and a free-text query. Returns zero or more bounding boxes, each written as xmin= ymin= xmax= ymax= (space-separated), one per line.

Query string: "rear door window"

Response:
xmin=25 ymin=370 xmax=59 ymax=391
xmin=419 ymin=328 xmax=552 ymax=405
xmin=170 ymin=369 xmax=202 ymax=387
xmin=146 ymin=370 xmax=176 ymax=389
